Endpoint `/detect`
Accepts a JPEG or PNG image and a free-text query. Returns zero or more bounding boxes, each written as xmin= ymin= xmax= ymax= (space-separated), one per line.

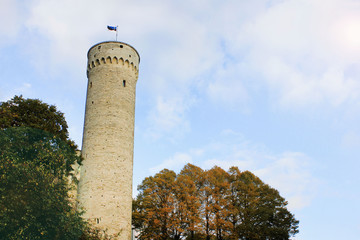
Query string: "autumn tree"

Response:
xmin=202 ymin=169 xmax=213 ymax=240
xmin=227 ymin=167 xmax=243 ymax=239
xmin=204 ymin=167 xmax=231 ymax=240
xmin=175 ymin=164 xmax=204 ymax=239
xmin=133 ymin=169 xmax=178 ymax=240
xmin=133 ymin=164 xmax=299 ymax=240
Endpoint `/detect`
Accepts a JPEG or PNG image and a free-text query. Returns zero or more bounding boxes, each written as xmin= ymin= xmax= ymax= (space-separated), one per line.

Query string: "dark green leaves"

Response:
xmin=0 ymin=95 xmax=77 ymax=151
xmin=0 ymin=127 xmax=83 ymax=240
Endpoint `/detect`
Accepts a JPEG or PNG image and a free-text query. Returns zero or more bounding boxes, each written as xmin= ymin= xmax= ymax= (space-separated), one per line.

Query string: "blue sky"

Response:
xmin=1 ymin=0 xmax=360 ymax=239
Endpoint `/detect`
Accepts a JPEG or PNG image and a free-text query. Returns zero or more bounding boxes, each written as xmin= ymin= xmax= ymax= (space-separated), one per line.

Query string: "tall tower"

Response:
xmin=78 ymin=41 xmax=140 ymax=239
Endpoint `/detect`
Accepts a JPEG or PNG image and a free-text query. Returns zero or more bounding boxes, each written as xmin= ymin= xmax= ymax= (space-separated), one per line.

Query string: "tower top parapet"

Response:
xmin=87 ymin=41 xmax=140 ymax=63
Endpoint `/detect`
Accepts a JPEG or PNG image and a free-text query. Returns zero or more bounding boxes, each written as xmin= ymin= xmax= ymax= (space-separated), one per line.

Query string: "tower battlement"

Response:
xmin=87 ymin=41 xmax=139 ymax=74
xmin=88 ymin=56 xmax=138 ymax=73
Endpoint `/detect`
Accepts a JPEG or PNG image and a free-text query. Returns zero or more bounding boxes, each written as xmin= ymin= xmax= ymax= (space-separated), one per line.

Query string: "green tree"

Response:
xmin=0 ymin=96 xmax=109 ymax=240
xmin=228 ymin=168 xmax=299 ymax=240
xmin=0 ymin=95 xmax=77 ymax=150
xmin=0 ymin=127 xmax=83 ymax=239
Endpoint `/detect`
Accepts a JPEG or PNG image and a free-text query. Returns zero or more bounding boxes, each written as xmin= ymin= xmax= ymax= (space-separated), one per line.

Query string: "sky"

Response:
xmin=1 ymin=0 xmax=360 ymax=239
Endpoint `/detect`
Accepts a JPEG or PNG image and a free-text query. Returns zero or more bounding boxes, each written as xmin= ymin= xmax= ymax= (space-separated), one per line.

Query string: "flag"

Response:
xmin=107 ymin=25 xmax=117 ymax=31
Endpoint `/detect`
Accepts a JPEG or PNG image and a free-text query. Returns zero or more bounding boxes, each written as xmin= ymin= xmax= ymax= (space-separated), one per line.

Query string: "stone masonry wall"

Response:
xmin=78 ymin=41 xmax=139 ymax=239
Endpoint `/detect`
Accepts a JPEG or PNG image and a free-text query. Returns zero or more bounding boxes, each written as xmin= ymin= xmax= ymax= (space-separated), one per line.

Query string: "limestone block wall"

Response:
xmin=78 ymin=41 xmax=139 ymax=239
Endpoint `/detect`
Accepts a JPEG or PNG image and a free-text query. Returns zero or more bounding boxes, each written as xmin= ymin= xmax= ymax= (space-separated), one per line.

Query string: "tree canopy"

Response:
xmin=0 ymin=126 xmax=84 ymax=239
xmin=0 ymin=96 xmax=108 ymax=239
xmin=0 ymin=95 xmax=77 ymax=150
xmin=133 ymin=164 xmax=299 ymax=240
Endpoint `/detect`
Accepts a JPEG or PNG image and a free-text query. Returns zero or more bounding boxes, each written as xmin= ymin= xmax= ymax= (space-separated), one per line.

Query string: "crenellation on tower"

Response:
xmin=78 ymin=41 xmax=140 ymax=239
xmin=88 ymin=58 xmax=138 ymax=76
xmin=87 ymin=42 xmax=139 ymax=67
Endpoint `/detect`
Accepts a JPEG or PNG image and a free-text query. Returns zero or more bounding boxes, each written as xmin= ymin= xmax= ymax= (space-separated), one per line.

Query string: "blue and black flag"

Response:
xmin=107 ymin=25 xmax=117 ymax=31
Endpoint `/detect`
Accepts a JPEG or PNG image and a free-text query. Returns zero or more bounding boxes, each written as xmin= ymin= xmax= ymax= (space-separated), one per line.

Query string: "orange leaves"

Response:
xmin=133 ymin=169 xmax=178 ymax=239
xmin=133 ymin=164 xmax=299 ymax=240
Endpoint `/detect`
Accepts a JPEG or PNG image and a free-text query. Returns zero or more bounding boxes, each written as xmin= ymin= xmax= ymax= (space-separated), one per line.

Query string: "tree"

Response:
xmin=0 ymin=96 xmax=108 ymax=239
xmin=133 ymin=169 xmax=178 ymax=240
xmin=227 ymin=167 xmax=247 ymax=240
xmin=227 ymin=168 xmax=299 ymax=240
xmin=176 ymin=164 xmax=204 ymax=240
xmin=0 ymin=95 xmax=77 ymax=150
xmin=0 ymin=126 xmax=79 ymax=178
xmin=205 ymin=167 xmax=231 ymax=240
xmin=202 ymin=169 xmax=213 ymax=240
xmin=0 ymin=127 xmax=83 ymax=239
xmin=133 ymin=164 xmax=299 ymax=240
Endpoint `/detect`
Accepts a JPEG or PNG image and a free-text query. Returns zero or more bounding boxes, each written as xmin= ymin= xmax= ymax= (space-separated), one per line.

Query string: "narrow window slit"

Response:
xmin=123 ymin=80 xmax=126 ymax=87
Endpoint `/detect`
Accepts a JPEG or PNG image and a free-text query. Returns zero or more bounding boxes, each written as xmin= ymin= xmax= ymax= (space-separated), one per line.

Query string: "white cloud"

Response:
xmin=149 ymin=152 xmax=192 ymax=174
xmin=203 ymin=158 xmax=254 ymax=172
xmin=21 ymin=0 xmax=224 ymax=140
xmin=154 ymin=130 xmax=317 ymax=211
xmin=257 ymin=57 xmax=360 ymax=108
xmin=0 ymin=83 xmax=32 ymax=102
xmin=235 ymin=0 xmax=360 ymax=109
xmin=207 ymin=63 xmax=249 ymax=107
xmin=201 ymin=148 xmax=316 ymax=210
xmin=254 ymin=152 xmax=316 ymax=210
xmin=145 ymin=95 xmax=191 ymax=141
xmin=25 ymin=0 xmax=100 ymax=73
xmin=0 ymin=0 xmax=22 ymax=45
xmin=4 ymin=0 xmax=360 ymax=140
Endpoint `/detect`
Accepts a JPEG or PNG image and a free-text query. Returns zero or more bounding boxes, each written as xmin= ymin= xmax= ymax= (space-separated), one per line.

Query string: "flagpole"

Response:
xmin=116 ymin=25 xmax=118 ymax=41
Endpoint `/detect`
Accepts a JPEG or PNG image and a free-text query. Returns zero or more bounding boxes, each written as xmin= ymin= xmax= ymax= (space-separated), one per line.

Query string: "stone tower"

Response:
xmin=78 ymin=41 xmax=140 ymax=239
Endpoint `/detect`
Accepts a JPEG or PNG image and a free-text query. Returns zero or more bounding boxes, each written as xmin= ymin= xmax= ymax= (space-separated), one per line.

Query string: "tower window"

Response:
xmin=97 ymin=218 xmax=99 ymax=224
xmin=129 ymin=54 xmax=131 ymax=57
xmin=123 ymin=80 xmax=126 ymax=87
xmin=120 ymin=45 xmax=123 ymax=48
xmin=90 ymin=82 xmax=92 ymax=88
